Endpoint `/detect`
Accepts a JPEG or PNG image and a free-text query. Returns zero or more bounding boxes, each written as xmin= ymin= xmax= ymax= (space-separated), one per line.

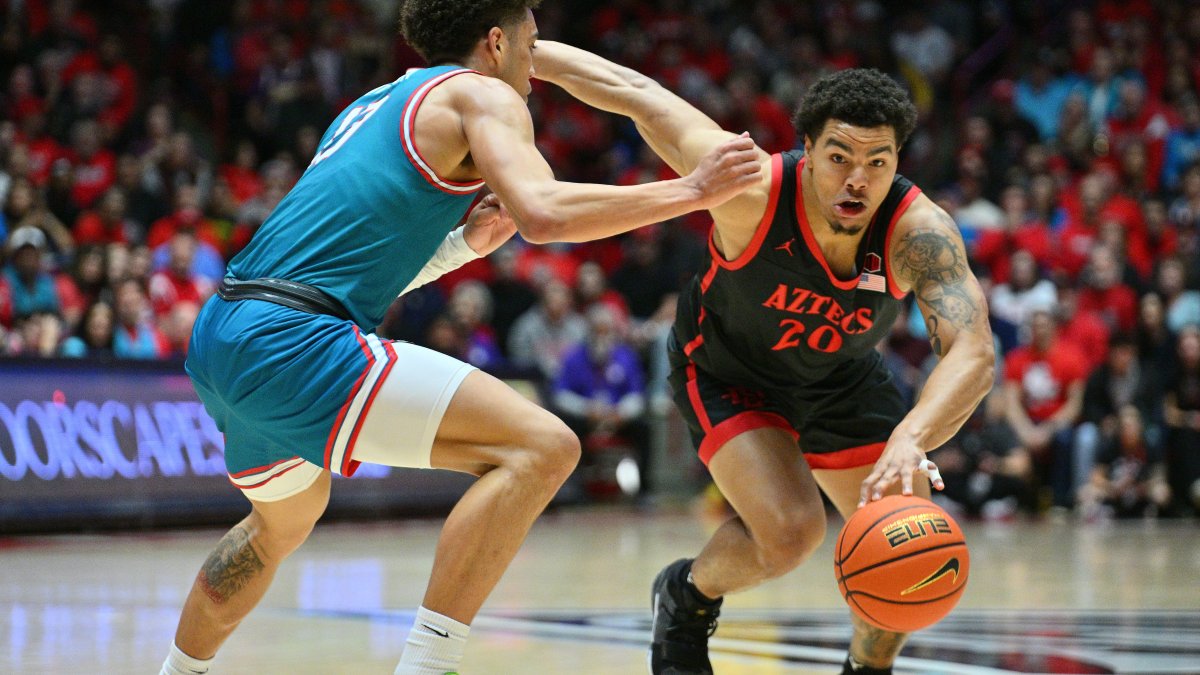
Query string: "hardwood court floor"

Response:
xmin=1 ymin=506 xmax=1198 ymax=674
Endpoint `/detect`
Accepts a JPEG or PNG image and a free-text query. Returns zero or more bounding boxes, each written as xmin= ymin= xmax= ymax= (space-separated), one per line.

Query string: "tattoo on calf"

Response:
xmin=894 ymin=224 xmax=979 ymax=348
xmin=851 ymin=613 xmax=908 ymax=665
xmin=198 ymin=525 xmax=265 ymax=605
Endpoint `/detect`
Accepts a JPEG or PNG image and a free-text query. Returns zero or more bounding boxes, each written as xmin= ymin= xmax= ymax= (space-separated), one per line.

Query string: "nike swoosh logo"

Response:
xmin=900 ymin=557 xmax=960 ymax=596
xmin=421 ymin=623 xmax=450 ymax=638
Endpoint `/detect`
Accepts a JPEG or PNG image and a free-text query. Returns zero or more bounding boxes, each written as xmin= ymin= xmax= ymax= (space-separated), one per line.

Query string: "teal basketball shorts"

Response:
xmin=186 ymin=296 xmax=475 ymax=501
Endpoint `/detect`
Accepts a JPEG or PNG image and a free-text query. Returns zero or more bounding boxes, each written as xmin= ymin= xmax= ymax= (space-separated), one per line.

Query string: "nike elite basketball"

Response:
xmin=834 ymin=495 xmax=969 ymax=632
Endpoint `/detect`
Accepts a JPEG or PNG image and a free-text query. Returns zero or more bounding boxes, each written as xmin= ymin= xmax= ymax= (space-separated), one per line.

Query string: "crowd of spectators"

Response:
xmin=2 ymin=0 xmax=1200 ymax=516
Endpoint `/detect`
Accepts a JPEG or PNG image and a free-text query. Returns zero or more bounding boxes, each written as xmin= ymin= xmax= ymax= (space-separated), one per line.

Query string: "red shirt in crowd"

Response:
xmin=55 ymin=274 xmax=87 ymax=322
xmin=1076 ymin=284 xmax=1139 ymax=332
xmin=972 ymin=223 xmax=1058 ymax=284
xmin=1144 ymin=227 xmax=1178 ymax=264
xmin=516 ymin=246 xmax=580 ymax=287
xmin=1060 ymin=308 xmax=1112 ymax=370
xmin=1057 ymin=187 xmax=1148 ymax=279
xmin=1056 ymin=221 xmax=1097 ymax=280
xmin=147 ymin=209 xmax=221 ymax=251
xmin=69 ymin=149 xmax=117 ymax=208
xmin=24 ymin=135 xmax=65 ymax=185
xmin=74 ymin=211 xmax=129 ymax=245
xmin=61 ymin=51 xmax=140 ymax=131
xmin=1106 ymin=100 xmax=1178 ymax=194
xmin=148 ymin=270 xmax=214 ymax=317
xmin=220 ymin=164 xmax=265 ymax=204
xmin=1004 ymin=339 xmax=1092 ymax=423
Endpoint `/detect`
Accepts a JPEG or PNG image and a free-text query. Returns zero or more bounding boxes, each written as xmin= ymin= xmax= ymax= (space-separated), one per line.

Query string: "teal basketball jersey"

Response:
xmin=228 ymin=65 xmax=485 ymax=329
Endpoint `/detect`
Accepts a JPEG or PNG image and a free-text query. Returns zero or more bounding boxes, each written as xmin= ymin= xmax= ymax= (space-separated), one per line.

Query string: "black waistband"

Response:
xmin=216 ymin=278 xmax=353 ymax=322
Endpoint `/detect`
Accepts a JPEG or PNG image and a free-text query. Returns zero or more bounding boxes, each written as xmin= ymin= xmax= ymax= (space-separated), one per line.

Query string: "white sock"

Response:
xmin=160 ymin=642 xmax=212 ymax=675
xmin=394 ymin=606 xmax=470 ymax=675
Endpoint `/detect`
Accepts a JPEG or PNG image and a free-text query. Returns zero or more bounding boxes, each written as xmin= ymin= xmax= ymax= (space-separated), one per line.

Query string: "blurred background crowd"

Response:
xmin=2 ymin=0 xmax=1200 ymax=520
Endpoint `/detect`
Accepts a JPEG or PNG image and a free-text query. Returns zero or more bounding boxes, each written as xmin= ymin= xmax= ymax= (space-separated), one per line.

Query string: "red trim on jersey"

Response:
xmin=804 ymin=442 xmax=885 ymax=470
xmin=400 ymin=69 xmax=486 ymax=195
xmin=698 ymin=411 xmax=797 ymax=466
xmin=795 ymin=156 xmax=859 ymax=291
xmin=340 ymin=339 xmax=399 ymax=476
xmin=708 ymin=153 xmax=783 ymax=271
xmin=323 ymin=327 xmax=374 ymax=470
xmin=228 ymin=460 xmax=308 ymax=490
xmin=683 ymin=308 xmax=706 ymax=356
xmin=228 ymin=456 xmax=302 ymax=479
xmin=684 ymin=260 xmax=720 ymax=357
xmin=699 ymin=259 xmax=720 ymax=292
xmin=883 ymin=186 xmax=923 ymax=299
xmin=685 ymin=363 xmax=713 ymax=432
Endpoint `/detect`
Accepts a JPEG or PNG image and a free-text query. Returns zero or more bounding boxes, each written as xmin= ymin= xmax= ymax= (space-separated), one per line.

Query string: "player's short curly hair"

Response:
xmin=793 ymin=69 xmax=918 ymax=147
xmin=400 ymin=0 xmax=542 ymax=65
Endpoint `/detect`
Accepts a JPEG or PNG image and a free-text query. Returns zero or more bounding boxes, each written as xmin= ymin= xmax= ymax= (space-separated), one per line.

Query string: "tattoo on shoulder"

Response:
xmin=894 ymin=224 xmax=966 ymax=286
xmin=198 ymin=525 xmax=265 ymax=605
xmin=894 ymin=218 xmax=979 ymax=354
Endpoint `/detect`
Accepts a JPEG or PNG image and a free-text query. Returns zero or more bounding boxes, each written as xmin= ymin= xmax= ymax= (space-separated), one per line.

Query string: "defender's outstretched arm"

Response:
xmin=460 ymin=75 xmax=759 ymax=244
xmin=532 ymin=41 xmax=772 ymax=232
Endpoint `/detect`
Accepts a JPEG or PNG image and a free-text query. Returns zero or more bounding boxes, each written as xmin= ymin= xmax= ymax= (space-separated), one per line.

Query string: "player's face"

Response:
xmin=499 ymin=10 xmax=539 ymax=100
xmin=804 ymin=121 xmax=899 ymax=236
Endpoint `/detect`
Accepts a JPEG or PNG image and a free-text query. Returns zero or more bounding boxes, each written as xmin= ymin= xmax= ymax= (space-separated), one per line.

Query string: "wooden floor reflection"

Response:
xmin=2 ymin=507 xmax=1197 ymax=674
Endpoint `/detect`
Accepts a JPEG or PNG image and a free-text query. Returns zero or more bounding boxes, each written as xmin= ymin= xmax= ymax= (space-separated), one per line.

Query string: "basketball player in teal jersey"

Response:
xmin=533 ymin=43 xmax=995 ymax=674
xmin=157 ymin=3 xmax=761 ymax=674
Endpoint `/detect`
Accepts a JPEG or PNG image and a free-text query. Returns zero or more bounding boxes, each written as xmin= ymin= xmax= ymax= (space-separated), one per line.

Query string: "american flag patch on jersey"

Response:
xmin=858 ymin=272 xmax=887 ymax=293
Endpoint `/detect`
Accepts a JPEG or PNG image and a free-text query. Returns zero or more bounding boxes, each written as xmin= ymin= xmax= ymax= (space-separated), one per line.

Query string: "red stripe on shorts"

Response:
xmin=228 ymin=459 xmax=307 ymax=490
xmin=341 ymin=339 xmax=398 ymax=476
xmin=698 ymin=411 xmax=797 ymax=466
xmin=804 ymin=442 xmax=886 ymax=470
xmin=323 ymin=327 xmax=375 ymax=470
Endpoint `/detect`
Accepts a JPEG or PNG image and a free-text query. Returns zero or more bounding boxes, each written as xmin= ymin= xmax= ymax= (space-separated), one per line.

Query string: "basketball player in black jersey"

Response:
xmin=534 ymin=43 xmax=995 ymax=675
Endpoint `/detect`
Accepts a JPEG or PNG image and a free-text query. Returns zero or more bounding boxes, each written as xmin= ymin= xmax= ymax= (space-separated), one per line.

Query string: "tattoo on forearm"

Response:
xmin=851 ymin=613 xmax=909 ymax=665
xmin=894 ymin=220 xmax=979 ymax=351
xmin=197 ymin=525 xmax=265 ymax=604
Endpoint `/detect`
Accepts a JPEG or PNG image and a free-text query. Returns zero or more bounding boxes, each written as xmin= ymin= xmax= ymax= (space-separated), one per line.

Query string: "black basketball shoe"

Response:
xmin=649 ymin=558 xmax=722 ymax=674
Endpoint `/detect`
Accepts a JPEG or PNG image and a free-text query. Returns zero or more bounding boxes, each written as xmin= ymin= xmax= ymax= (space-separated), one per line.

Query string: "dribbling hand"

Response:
xmin=858 ymin=436 xmax=945 ymax=508
xmin=686 ymin=132 xmax=763 ymax=210
xmin=463 ymin=192 xmax=518 ymax=256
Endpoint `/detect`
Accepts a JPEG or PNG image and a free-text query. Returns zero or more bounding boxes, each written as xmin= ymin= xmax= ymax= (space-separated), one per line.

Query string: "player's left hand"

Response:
xmin=858 ymin=436 xmax=944 ymax=507
xmin=463 ymin=193 xmax=517 ymax=256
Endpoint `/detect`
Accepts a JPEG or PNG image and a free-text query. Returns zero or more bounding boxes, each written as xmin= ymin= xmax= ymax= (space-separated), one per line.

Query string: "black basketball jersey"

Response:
xmin=673 ymin=150 xmax=921 ymax=390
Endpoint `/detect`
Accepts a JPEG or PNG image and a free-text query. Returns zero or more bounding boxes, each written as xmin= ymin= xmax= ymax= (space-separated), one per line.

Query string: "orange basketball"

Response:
xmin=834 ymin=495 xmax=969 ymax=633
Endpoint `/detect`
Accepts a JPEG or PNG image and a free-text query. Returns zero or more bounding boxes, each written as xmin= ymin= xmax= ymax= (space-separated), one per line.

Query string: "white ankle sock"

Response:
xmin=394 ymin=606 xmax=470 ymax=675
xmin=160 ymin=642 xmax=212 ymax=675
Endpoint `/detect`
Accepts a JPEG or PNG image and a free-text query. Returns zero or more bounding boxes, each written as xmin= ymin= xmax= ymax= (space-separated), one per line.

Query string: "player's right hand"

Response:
xmin=686 ymin=132 xmax=763 ymax=210
xmin=463 ymin=192 xmax=517 ymax=256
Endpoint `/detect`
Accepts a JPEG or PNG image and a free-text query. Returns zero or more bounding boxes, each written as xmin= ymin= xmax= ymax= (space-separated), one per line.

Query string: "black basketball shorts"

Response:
xmin=667 ymin=344 xmax=908 ymax=470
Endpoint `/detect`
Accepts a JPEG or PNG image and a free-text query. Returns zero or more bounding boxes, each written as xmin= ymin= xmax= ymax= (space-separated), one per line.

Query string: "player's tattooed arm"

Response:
xmin=197 ymin=525 xmax=265 ymax=604
xmin=892 ymin=207 xmax=984 ymax=357
xmin=862 ymin=198 xmax=995 ymax=504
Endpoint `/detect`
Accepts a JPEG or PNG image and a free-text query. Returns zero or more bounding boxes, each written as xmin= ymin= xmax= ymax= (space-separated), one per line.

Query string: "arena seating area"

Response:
xmin=2 ymin=0 xmax=1199 ymax=519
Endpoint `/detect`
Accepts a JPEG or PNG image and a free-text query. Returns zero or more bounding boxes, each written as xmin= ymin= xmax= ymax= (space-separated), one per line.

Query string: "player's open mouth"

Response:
xmin=834 ymin=200 xmax=866 ymax=217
